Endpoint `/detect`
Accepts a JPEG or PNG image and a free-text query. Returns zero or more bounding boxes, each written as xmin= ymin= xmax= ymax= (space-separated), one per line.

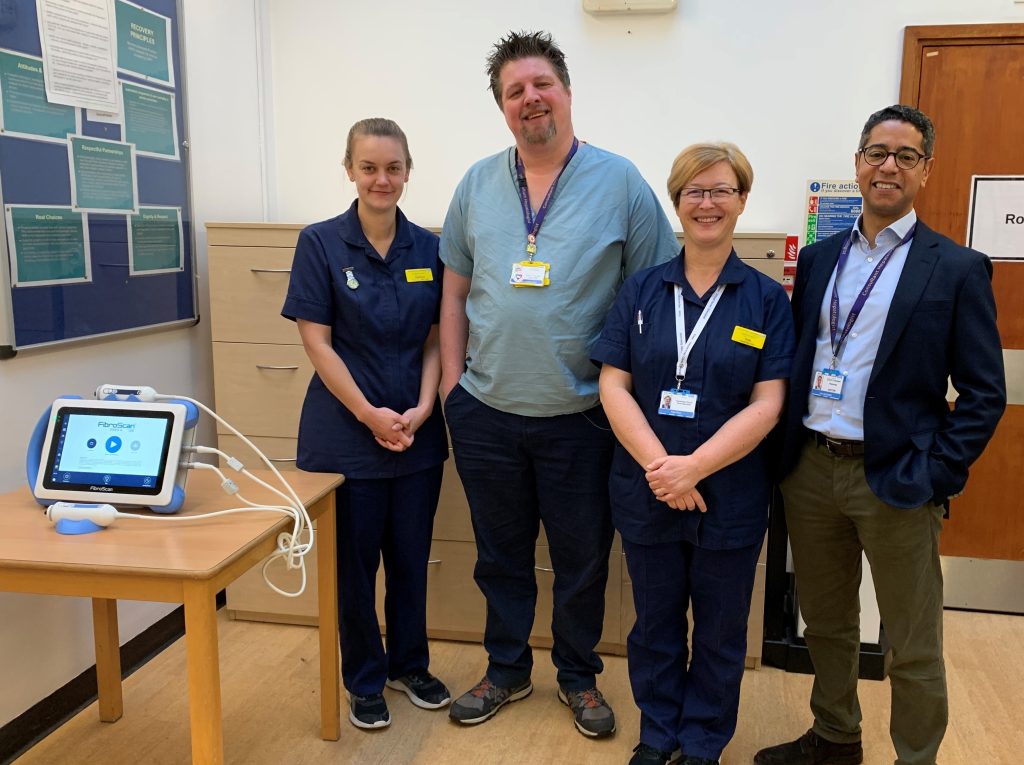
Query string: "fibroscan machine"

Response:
xmin=25 ymin=385 xmax=314 ymax=596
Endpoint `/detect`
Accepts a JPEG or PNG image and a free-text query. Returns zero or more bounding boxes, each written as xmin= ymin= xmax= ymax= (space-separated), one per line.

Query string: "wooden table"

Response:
xmin=0 ymin=469 xmax=343 ymax=764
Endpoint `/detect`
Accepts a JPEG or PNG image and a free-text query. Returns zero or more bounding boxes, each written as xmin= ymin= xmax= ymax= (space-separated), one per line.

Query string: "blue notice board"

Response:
xmin=0 ymin=0 xmax=195 ymax=357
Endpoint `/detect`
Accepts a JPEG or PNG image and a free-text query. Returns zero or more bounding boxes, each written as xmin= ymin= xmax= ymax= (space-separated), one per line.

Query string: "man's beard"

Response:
xmin=521 ymin=119 xmax=556 ymax=146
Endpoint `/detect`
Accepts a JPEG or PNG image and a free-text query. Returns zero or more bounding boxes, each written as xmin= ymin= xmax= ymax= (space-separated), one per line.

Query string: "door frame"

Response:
xmin=900 ymin=23 xmax=1024 ymax=104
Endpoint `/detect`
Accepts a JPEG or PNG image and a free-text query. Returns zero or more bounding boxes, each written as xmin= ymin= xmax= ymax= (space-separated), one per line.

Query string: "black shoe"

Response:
xmin=348 ymin=693 xmax=390 ymax=729
xmin=679 ymin=757 xmax=719 ymax=765
xmin=754 ymin=729 xmax=863 ymax=765
xmin=629 ymin=743 xmax=675 ymax=764
xmin=386 ymin=671 xmax=451 ymax=709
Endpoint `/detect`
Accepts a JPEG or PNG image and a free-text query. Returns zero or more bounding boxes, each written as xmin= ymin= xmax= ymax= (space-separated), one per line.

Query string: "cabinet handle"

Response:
xmin=250 ymin=267 xmax=291 ymax=273
xmin=534 ymin=565 xmax=555 ymax=573
xmin=427 ymin=559 xmax=442 ymax=565
xmin=255 ymin=364 xmax=299 ymax=370
xmin=269 ymin=457 xmax=297 ymax=463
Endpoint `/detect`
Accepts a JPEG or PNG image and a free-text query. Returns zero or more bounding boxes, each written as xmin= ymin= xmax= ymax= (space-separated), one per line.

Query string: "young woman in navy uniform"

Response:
xmin=282 ymin=118 xmax=449 ymax=730
xmin=592 ymin=143 xmax=795 ymax=765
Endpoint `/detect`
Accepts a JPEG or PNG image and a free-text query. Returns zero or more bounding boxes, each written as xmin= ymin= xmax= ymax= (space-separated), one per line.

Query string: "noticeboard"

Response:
xmin=0 ymin=0 xmax=195 ymax=358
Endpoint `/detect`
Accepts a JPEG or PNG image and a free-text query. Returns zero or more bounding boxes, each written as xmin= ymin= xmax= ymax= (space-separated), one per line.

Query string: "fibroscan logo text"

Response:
xmin=98 ymin=421 xmax=136 ymax=430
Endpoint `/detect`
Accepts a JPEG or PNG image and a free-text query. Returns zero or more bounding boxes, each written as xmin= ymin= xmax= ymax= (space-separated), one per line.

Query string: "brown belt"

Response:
xmin=809 ymin=429 xmax=865 ymax=458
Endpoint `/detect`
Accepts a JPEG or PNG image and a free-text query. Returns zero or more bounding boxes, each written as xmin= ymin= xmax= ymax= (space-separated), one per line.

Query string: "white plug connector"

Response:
xmin=94 ymin=384 xmax=158 ymax=401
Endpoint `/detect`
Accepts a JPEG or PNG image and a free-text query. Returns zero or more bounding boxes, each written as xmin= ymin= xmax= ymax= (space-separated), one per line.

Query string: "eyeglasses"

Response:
xmin=679 ymin=187 xmax=740 ymax=203
xmin=858 ymin=145 xmax=930 ymax=170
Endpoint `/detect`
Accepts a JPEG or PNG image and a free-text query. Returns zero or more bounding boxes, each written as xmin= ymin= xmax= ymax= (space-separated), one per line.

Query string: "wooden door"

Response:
xmin=901 ymin=25 xmax=1024 ymax=564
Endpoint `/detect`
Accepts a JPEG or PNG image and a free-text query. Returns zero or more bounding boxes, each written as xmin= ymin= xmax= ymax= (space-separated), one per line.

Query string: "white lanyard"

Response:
xmin=673 ymin=283 xmax=725 ymax=384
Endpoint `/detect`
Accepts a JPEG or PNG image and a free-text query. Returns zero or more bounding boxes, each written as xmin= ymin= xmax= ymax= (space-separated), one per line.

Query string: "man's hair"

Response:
xmin=666 ymin=142 xmax=754 ymax=206
xmin=343 ymin=117 xmax=412 ymax=170
xmin=486 ymin=30 xmax=570 ymax=107
xmin=859 ymin=104 xmax=935 ymax=156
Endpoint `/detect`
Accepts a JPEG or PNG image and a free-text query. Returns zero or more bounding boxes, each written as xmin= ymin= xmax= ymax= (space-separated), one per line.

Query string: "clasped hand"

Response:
xmin=645 ymin=455 xmax=707 ymax=512
xmin=362 ymin=405 xmax=427 ymax=453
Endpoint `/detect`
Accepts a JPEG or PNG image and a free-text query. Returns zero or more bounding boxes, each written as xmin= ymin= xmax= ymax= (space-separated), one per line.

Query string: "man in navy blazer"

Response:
xmin=756 ymin=105 xmax=1005 ymax=765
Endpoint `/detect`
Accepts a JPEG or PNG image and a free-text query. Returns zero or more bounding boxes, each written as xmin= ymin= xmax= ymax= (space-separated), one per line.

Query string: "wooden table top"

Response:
xmin=0 ymin=469 xmax=341 ymax=579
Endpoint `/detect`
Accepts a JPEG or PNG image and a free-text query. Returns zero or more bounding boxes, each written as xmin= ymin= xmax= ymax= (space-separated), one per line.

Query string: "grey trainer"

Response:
xmin=448 ymin=676 xmax=533 ymax=724
xmin=558 ymin=686 xmax=616 ymax=737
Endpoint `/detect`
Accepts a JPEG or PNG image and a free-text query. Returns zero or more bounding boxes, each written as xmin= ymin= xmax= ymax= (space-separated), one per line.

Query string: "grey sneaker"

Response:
xmin=448 ymin=676 xmax=533 ymax=724
xmin=386 ymin=671 xmax=451 ymax=709
xmin=558 ymin=686 xmax=616 ymax=737
xmin=348 ymin=692 xmax=390 ymax=729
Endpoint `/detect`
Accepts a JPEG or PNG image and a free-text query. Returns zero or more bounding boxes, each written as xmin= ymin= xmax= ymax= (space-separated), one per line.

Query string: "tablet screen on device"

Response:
xmin=35 ymin=399 xmax=186 ymax=506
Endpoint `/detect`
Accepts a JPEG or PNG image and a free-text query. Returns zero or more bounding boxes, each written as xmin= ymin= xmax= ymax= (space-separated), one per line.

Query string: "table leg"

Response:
xmin=183 ymin=581 xmax=224 ymax=765
xmin=316 ymin=494 xmax=341 ymax=740
xmin=91 ymin=598 xmax=123 ymax=722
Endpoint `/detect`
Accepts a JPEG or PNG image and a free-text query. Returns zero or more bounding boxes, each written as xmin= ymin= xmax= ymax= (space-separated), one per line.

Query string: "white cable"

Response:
xmin=149 ymin=392 xmax=315 ymax=597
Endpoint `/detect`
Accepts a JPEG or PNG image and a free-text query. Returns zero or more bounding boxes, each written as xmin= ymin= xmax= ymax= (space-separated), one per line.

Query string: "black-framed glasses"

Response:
xmin=858 ymin=145 xmax=930 ymax=170
xmin=679 ymin=187 xmax=740 ymax=203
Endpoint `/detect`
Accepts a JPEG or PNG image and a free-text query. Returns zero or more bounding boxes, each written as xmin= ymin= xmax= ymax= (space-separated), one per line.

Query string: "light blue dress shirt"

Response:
xmin=803 ymin=209 xmax=918 ymax=440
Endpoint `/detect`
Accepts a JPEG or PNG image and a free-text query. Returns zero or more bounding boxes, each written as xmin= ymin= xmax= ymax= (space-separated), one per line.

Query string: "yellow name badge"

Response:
xmin=405 ymin=268 xmax=433 ymax=283
xmin=731 ymin=325 xmax=766 ymax=349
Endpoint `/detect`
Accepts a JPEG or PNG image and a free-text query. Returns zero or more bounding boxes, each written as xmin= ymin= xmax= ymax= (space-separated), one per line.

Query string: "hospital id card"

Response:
xmin=509 ymin=260 xmax=550 ymax=287
xmin=811 ymin=369 xmax=845 ymax=400
xmin=658 ymin=388 xmax=697 ymax=418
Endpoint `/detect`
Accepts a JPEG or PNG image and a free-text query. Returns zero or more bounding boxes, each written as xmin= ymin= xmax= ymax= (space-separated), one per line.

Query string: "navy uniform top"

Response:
xmin=592 ymin=251 xmax=795 ymax=549
xmin=282 ymin=200 xmax=447 ymax=479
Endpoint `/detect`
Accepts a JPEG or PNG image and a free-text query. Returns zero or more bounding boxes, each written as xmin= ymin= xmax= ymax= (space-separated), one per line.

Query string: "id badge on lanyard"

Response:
xmin=811 ymin=368 xmax=846 ymax=400
xmin=658 ymin=283 xmax=726 ymax=419
xmin=814 ymin=224 xmax=916 ymax=401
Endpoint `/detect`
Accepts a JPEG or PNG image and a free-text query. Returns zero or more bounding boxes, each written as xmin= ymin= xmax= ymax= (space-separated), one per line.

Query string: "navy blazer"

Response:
xmin=779 ymin=220 xmax=1006 ymax=508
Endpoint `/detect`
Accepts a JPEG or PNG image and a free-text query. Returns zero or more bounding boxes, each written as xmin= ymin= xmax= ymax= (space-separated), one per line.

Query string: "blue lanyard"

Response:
xmin=829 ymin=223 xmax=916 ymax=366
xmin=515 ymin=137 xmax=579 ymax=259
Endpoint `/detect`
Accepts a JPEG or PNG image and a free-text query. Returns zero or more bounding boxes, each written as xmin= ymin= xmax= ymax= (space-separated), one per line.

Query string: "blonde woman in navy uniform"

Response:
xmin=282 ymin=118 xmax=449 ymax=730
xmin=593 ymin=143 xmax=794 ymax=765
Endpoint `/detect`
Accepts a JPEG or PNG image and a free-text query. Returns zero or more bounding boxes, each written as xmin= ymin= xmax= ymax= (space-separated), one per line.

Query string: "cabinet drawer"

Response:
xmin=216 ymin=434 xmax=299 ymax=471
xmin=433 ymin=454 xmax=474 ymax=542
xmin=207 ymin=224 xmax=302 ymax=249
xmin=212 ymin=342 xmax=312 ymax=437
xmin=208 ymin=246 xmax=300 ymax=344
xmin=226 ymin=521 xmax=319 ymax=625
xmin=424 ymin=540 xmax=486 ymax=639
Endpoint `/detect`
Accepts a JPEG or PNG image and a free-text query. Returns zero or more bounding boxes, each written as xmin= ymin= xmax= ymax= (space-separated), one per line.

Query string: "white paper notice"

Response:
xmin=37 ymin=0 xmax=119 ymax=112
xmin=967 ymin=176 xmax=1024 ymax=262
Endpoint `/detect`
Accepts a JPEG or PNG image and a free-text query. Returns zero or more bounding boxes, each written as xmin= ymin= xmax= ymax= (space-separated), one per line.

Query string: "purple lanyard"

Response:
xmin=829 ymin=223 xmax=916 ymax=366
xmin=515 ymin=137 xmax=579 ymax=259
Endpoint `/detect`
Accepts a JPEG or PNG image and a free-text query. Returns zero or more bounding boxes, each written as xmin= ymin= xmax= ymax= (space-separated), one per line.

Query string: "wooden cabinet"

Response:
xmin=210 ymin=223 xmax=773 ymax=665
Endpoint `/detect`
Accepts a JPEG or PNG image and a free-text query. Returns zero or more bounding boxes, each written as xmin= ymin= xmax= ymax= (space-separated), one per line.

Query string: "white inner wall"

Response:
xmin=268 ymin=0 xmax=1024 ymax=234
xmin=4 ymin=0 xmax=1022 ymax=732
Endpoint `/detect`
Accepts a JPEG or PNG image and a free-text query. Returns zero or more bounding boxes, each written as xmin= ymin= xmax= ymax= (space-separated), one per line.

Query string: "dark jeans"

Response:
xmin=444 ymin=384 xmax=615 ymax=691
xmin=335 ymin=465 xmax=443 ymax=696
xmin=623 ymin=537 xmax=761 ymax=758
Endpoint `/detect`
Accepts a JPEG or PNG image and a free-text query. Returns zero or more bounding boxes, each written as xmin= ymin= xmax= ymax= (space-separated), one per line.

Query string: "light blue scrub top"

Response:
xmin=441 ymin=142 xmax=679 ymax=417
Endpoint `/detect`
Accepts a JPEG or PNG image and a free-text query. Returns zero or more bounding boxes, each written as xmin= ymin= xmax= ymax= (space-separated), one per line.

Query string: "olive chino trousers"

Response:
xmin=781 ymin=438 xmax=947 ymax=765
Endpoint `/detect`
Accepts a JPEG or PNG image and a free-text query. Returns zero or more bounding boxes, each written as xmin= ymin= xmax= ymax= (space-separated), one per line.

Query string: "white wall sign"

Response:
xmin=967 ymin=176 xmax=1024 ymax=261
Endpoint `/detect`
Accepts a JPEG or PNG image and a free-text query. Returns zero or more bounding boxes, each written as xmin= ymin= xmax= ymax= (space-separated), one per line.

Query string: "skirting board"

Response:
xmin=942 ymin=556 xmax=1024 ymax=614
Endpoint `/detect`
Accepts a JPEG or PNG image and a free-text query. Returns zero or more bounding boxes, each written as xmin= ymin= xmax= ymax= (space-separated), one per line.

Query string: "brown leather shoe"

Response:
xmin=753 ymin=729 xmax=863 ymax=765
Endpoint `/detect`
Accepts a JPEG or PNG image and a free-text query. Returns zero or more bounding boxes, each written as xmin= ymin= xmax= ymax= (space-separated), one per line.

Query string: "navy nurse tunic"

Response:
xmin=282 ymin=200 xmax=447 ymax=477
xmin=591 ymin=250 xmax=794 ymax=549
